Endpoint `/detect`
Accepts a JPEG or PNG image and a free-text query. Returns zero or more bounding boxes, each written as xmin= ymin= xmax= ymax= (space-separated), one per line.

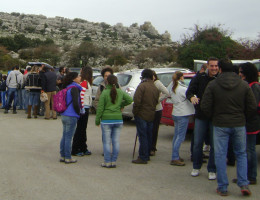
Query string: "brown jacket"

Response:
xmin=133 ymin=79 xmax=160 ymax=122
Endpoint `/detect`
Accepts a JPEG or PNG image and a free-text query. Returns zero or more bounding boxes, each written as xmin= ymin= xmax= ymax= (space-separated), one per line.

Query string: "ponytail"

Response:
xmin=172 ymin=71 xmax=183 ymax=93
xmin=107 ymin=75 xmax=118 ymax=104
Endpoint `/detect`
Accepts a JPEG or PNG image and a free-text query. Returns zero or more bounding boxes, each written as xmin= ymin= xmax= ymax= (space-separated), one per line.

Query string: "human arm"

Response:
xmin=200 ymin=83 xmax=213 ymax=118
xmin=71 ymin=87 xmax=80 ymax=115
xmin=121 ymin=91 xmax=133 ymax=108
xmin=245 ymin=87 xmax=257 ymax=119
xmin=132 ymin=84 xmax=143 ymax=117
xmin=155 ymin=80 xmax=170 ymax=102
xmin=186 ymin=75 xmax=200 ymax=104
xmin=95 ymin=91 xmax=105 ymax=125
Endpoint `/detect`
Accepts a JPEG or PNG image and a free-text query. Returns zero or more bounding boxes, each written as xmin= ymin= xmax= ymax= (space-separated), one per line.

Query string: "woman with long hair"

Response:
xmin=72 ymin=66 xmax=93 ymax=156
xmin=95 ymin=74 xmax=133 ymax=168
xmin=59 ymin=72 xmax=82 ymax=164
xmin=169 ymin=71 xmax=195 ymax=166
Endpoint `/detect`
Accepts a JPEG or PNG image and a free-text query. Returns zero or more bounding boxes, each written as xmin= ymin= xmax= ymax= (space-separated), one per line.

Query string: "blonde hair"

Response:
xmin=31 ymin=65 xmax=39 ymax=73
xmin=172 ymin=71 xmax=183 ymax=93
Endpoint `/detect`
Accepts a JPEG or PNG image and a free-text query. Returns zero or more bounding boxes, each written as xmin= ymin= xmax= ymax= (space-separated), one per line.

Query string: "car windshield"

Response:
xmin=93 ymin=76 xmax=104 ymax=86
xmin=117 ymin=74 xmax=132 ymax=87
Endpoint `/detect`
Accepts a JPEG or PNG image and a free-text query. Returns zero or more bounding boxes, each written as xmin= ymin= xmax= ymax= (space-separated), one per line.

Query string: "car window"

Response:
xmin=157 ymin=73 xmax=174 ymax=87
xmin=183 ymin=78 xmax=192 ymax=86
xmin=93 ymin=76 xmax=104 ymax=86
xmin=117 ymin=74 xmax=132 ymax=87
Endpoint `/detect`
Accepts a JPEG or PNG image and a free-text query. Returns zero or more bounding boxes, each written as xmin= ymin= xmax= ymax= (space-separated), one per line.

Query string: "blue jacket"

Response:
xmin=61 ymin=82 xmax=82 ymax=119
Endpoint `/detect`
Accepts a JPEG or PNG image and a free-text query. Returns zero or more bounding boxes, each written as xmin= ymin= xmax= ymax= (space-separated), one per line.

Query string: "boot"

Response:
xmin=33 ymin=106 xmax=38 ymax=118
xmin=27 ymin=105 xmax=32 ymax=118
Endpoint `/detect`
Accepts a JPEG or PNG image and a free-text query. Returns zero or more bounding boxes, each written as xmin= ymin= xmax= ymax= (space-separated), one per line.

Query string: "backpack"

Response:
xmin=249 ymin=82 xmax=260 ymax=115
xmin=53 ymin=86 xmax=76 ymax=113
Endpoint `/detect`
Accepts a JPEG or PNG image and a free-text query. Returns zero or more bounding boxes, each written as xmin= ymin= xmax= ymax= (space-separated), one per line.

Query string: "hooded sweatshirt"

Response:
xmin=6 ymin=70 xmax=23 ymax=89
xmin=201 ymin=72 xmax=256 ymax=127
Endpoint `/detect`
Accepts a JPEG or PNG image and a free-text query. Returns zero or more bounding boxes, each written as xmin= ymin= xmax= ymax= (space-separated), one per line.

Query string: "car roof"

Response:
xmin=117 ymin=67 xmax=193 ymax=75
xmin=28 ymin=62 xmax=53 ymax=69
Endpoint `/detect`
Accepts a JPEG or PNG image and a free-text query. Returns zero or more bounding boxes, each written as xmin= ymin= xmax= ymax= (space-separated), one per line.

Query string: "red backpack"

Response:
xmin=53 ymin=86 xmax=76 ymax=113
xmin=249 ymin=82 xmax=260 ymax=115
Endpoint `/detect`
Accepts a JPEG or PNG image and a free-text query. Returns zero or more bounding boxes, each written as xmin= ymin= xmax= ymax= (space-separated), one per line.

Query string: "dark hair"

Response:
xmin=233 ymin=65 xmax=239 ymax=75
xmin=14 ymin=66 xmax=19 ymax=70
xmin=59 ymin=67 xmax=65 ymax=73
xmin=2 ymin=74 xmax=7 ymax=81
xmin=218 ymin=59 xmax=234 ymax=72
xmin=239 ymin=62 xmax=259 ymax=83
xmin=207 ymin=57 xmax=218 ymax=64
xmin=27 ymin=67 xmax=32 ymax=72
xmin=107 ymin=75 xmax=118 ymax=104
xmin=172 ymin=71 xmax=183 ymax=93
xmin=141 ymin=69 xmax=153 ymax=80
xmin=101 ymin=67 xmax=113 ymax=78
xmin=201 ymin=64 xmax=207 ymax=71
xmin=81 ymin=66 xmax=93 ymax=85
xmin=152 ymin=70 xmax=158 ymax=81
xmin=63 ymin=72 xmax=79 ymax=88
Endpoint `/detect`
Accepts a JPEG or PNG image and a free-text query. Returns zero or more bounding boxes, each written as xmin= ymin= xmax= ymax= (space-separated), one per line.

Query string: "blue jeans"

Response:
xmin=101 ymin=123 xmax=123 ymax=163
xmin=60 ymin=115 xmax=78 ymax=159
xmin=172 ymin=115 xmax=189 ymax=160
xmin=247 ymin=134 xmax=257 ymax=181
xmin=23 ymin=89 xmax=29 ymax=110
xmin=1 ymin=91 xmax=6 ymax=108
xmin=135 ymin=116 xmax=153 ymax=161
xmin=29 ymin=92 xmax=40 ymax=106
xmin=214 ymin=126 xmax=249 ymax=192
xmin=193 ymin=118 xmax=216 ymax=172
xmin=5 ymin=88 xmax=17 ymax=111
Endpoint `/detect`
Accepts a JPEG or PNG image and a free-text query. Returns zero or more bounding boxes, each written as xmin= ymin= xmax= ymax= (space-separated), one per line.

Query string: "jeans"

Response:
xmin=17 ymin=89 xmax=23 ymax=109
xmin=247 ymin=134 xmax=257 ymax=181
xmin=5 ymin=88 xmax=17 ymax=111
xmin=29 ymin=92 xmax=40 ymax=106
xmin=214 ymin=126 xmax=249 ymax=192
xmin=101 ymin=123 xmax=123 ymax=163
xmin=1 ymin=91 xmax=6 ymax=108
xmin=72 ymin=108 xmax=90 ymax=154
xmin=151 ymin=110 xmax=162 ymax=151
xmin=193 ymin=118 xmax=216 ymax=172
xmin=60 ymin=115 xmax=78 ymax=159
xmin=23 ymin=89 xmax=29 ymax=110
xmin=135 ymin=116 xmax=153 ymax=161
xmin=172 ymin=115 xmax=189 ymax=160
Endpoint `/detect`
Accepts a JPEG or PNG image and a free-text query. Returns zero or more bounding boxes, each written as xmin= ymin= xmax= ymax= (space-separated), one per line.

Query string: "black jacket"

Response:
xmin=201 ymin=72 xmax=256 ymax=127
xmin=186 ymin=72 xmax=217 ymax=119
xmin=25 ymin=73 xmax=41 ymax=92
xmin=41 ymin=71 xmax=57 ymax=92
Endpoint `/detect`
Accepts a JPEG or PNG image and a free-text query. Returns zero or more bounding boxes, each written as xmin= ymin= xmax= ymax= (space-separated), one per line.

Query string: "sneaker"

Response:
xmin=4 ymin=110 xmax=8 ymax=114
xmin=216 ymin=188 xmax=228 ymax=196
xmin=13 ymin=110 xmax=17 ymax=114
xmin=249 ymin=180 xmax=257 ymax=185
xmin=84 ymin=150 xmax=92 ymax=155
xmin=101 ymin=162 xmax=111 ymax=168
xmin=191 ymin=169 xmax=200 ymax=177
xmin=64 ymin=158 xmax=77 ymax=164
xmin=59 ymin=157 xmax=65 ymax=162
xmin=208 ymin=172 xmax=216 ymax=180
xmin=132 ymin=157 xmax=147 ymax=164
xmin=72 ymin=152 xmax=84 ymax=157
xmin=111 ymin=162 xmax=116 ymax=168
xmin=203 ymin=145 xmax=210 ymax=152
xmin=240 ymin=185 xmax=251 ymax=196
xmin=170 ymin=159 xmax=185 ymax=166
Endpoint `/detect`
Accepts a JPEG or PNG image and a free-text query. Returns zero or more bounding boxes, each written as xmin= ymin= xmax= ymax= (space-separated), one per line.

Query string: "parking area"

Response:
xmin=0 ymin=110 xmax=259 ymax=200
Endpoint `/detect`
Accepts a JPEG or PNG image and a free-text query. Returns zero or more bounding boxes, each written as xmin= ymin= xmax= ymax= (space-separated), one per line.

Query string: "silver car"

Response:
xmin=116 ymin=67 xmax=193 ymax=119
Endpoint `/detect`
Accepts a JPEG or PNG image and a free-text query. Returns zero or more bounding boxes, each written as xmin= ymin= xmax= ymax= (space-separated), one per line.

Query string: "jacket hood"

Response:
xmin=216 ymin=72 xmax=241 ymax=90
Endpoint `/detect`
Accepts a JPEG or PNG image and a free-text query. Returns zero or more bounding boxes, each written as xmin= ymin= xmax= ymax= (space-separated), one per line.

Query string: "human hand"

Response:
xmin=191 ymin=96 xmax=199 ymax=105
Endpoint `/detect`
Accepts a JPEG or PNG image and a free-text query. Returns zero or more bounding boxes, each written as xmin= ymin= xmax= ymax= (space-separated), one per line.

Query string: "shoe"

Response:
xmin=208 ymin=172 xmax=216 ymax=180
xmin=84 ymin=150 xmax=92 ymax=155
xmin=249 ymin=180 xmax=257 ymax=185
xmin=216 ymin=188 xmax=228 ymax=196
xmin=27 ymin=116 xmax=31 ymax=119
xmin=44 ymin=118 xmax=50 ymax=120
xmin=13 ymin=110 xmax=17 ymax=114
xmin=64 ymin=158 xmax=77 ymax=164
xmin=72 ymin=152 xmax=84 ymax=157
xmin=191 ymin=169 xmax=200 ymax=177
xmin=111 ymin=162 xmax=116 ymax=168
xmin=203 ymin=145 xmax=210 ymax=152
xmin=150 ymin=151 xmax=155 ymax=156
xmin=240 ymin=185 xmax=251 ymax=196
xmin=59 ymin=157 xmax=65 ymax=162
xmin=4 ymin=110 xmax=8 ymax=114
xmin=179 ymin=157 xmax=184 ymax=162
xmin=132 ymin=157 xmax=147 ymax=164
xmin=53 ymin=118 xmax=57 ymax=120
xmin=170 ymin=160 xmax=185 ymax=166
xmin=101 ymin=162 xmax=111 ymax=168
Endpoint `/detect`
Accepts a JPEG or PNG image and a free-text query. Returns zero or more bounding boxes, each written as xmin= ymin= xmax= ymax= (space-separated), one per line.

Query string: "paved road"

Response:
xmin=0 ymin=110 xmax=259 ymax=200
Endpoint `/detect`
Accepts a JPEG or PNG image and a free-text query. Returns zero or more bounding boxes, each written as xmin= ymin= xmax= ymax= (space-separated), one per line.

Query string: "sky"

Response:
xmin=1 ymin=0 xmax=260 ymax=42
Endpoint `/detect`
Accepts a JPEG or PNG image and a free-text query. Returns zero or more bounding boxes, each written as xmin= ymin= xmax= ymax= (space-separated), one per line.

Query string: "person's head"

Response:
xmin=2 ymin=74 xmax=7 ymax=81
xmin=31 ymin=66 xmax=39 ymax=73
xmin=81 ymin=66 xmax=93 ymax=85
xmin=172 ymin=71 xmax=183 ymax=93
xmin=218 ymin=59 xmax=234 ymax=73
xmin=207 ymin=57 xmax=219 ymax=77
xmin=152 ymin=70 xmax=159 ymax=81
xmin=107 ymin=74 xmax=118 ymax=104
xmin=141 ymin=69 xmax=153 ymax=80
xmin=101 ymin=67 xmax=114 ymax=83
xmin=63 ymin=72 xmax=81 ymax=87
xmin=59 ymin=67 xmax=65 ymax=74
xmin=199 ymin=64 xmax=207 ymax=73
xmin=65 ymin=67 xmax=71 ymax=74
xmin=14 ymin=66 xmax=19 ymax=70
xmin=27 ymin=66 xmax=32 ymax=72
xmin=239 ymin=62 xmax=259 ymax=83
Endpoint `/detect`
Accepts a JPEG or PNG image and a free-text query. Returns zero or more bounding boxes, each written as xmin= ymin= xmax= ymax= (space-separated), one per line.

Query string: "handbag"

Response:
xmin=40 ymin=92 xmax=48 ymax=102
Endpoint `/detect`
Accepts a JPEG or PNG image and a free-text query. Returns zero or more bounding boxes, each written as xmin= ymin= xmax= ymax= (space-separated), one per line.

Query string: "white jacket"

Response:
xmin=168 ymin=81 xmax=195 ymax=116
xmin=154 ymin=80 xmax=170 ymax=111
xmin=6 ymin=70 xmax=23 ymax=89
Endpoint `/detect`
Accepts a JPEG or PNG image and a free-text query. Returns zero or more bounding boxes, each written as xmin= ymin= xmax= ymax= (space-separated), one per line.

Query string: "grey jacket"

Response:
xmin=6 ymin=70 xmax=23 ymax=89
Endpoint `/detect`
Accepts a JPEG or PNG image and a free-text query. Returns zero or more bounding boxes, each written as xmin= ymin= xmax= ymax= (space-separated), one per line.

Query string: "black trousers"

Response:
xmin=72 ymin=108 xmax=90 ymax=154
xmin=151 ymin=110 xmax=162 ymax=151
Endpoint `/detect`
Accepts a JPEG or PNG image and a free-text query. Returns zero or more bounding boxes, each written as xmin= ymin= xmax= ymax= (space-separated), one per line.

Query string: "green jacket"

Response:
xmin=95 ymin=85 xmax=133 ymax=125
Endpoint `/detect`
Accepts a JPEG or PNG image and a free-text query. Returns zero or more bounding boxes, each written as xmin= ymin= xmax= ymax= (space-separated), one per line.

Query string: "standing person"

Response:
xmin=25 ymin=66 xmax=41 ymax=119
xmin=72 ymin=66 xmax=93 ymax=156
xmin=95 ymin=75 xmax=133 ymax=168
xmin=5 ymin=66 xmax=23 ymax=114
xmin=186 ymin=57 xmax=218 ymax=180
xmin=41 ymin=66 xmax=57 ymax=119
xmin=23 ymin=66 xmax=31 ymax=113
xmin=201 ymin=60 xmax=256 ymax=196
xmin=59 ymin=72 xmax=82 ymax=164
xmin=56 ymin=66 xmax=65 ymax=90
xmin=0 ymin=75 xmax=7 ymax=109
xmin=169 ymin=71 xmax=195 ymax=166
xmin=231 ymin=62 xmax=260 ymax=185
xmin=132 ymin=69 xmax=160 ymax=164
xmin=150 ymin=70 xmax=170 ymax=156
xmin=17 ymin=69 xmax=24 ymax=110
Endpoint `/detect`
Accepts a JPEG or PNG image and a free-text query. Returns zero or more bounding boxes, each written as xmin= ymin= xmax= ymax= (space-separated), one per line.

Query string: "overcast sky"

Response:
xmin=1 ymin=0 xmax=260 ymax=42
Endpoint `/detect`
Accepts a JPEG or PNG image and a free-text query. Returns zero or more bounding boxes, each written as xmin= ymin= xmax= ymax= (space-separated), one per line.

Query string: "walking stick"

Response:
xmin=132 ymin=132 xmax=138 ymax=160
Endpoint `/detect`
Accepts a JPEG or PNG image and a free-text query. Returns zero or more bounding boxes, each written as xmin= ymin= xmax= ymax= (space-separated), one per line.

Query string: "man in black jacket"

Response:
xmin=186 ymin=57 xmax=218 ymax=180
xmin=201 ymin=60 xmax=256 ymax=196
